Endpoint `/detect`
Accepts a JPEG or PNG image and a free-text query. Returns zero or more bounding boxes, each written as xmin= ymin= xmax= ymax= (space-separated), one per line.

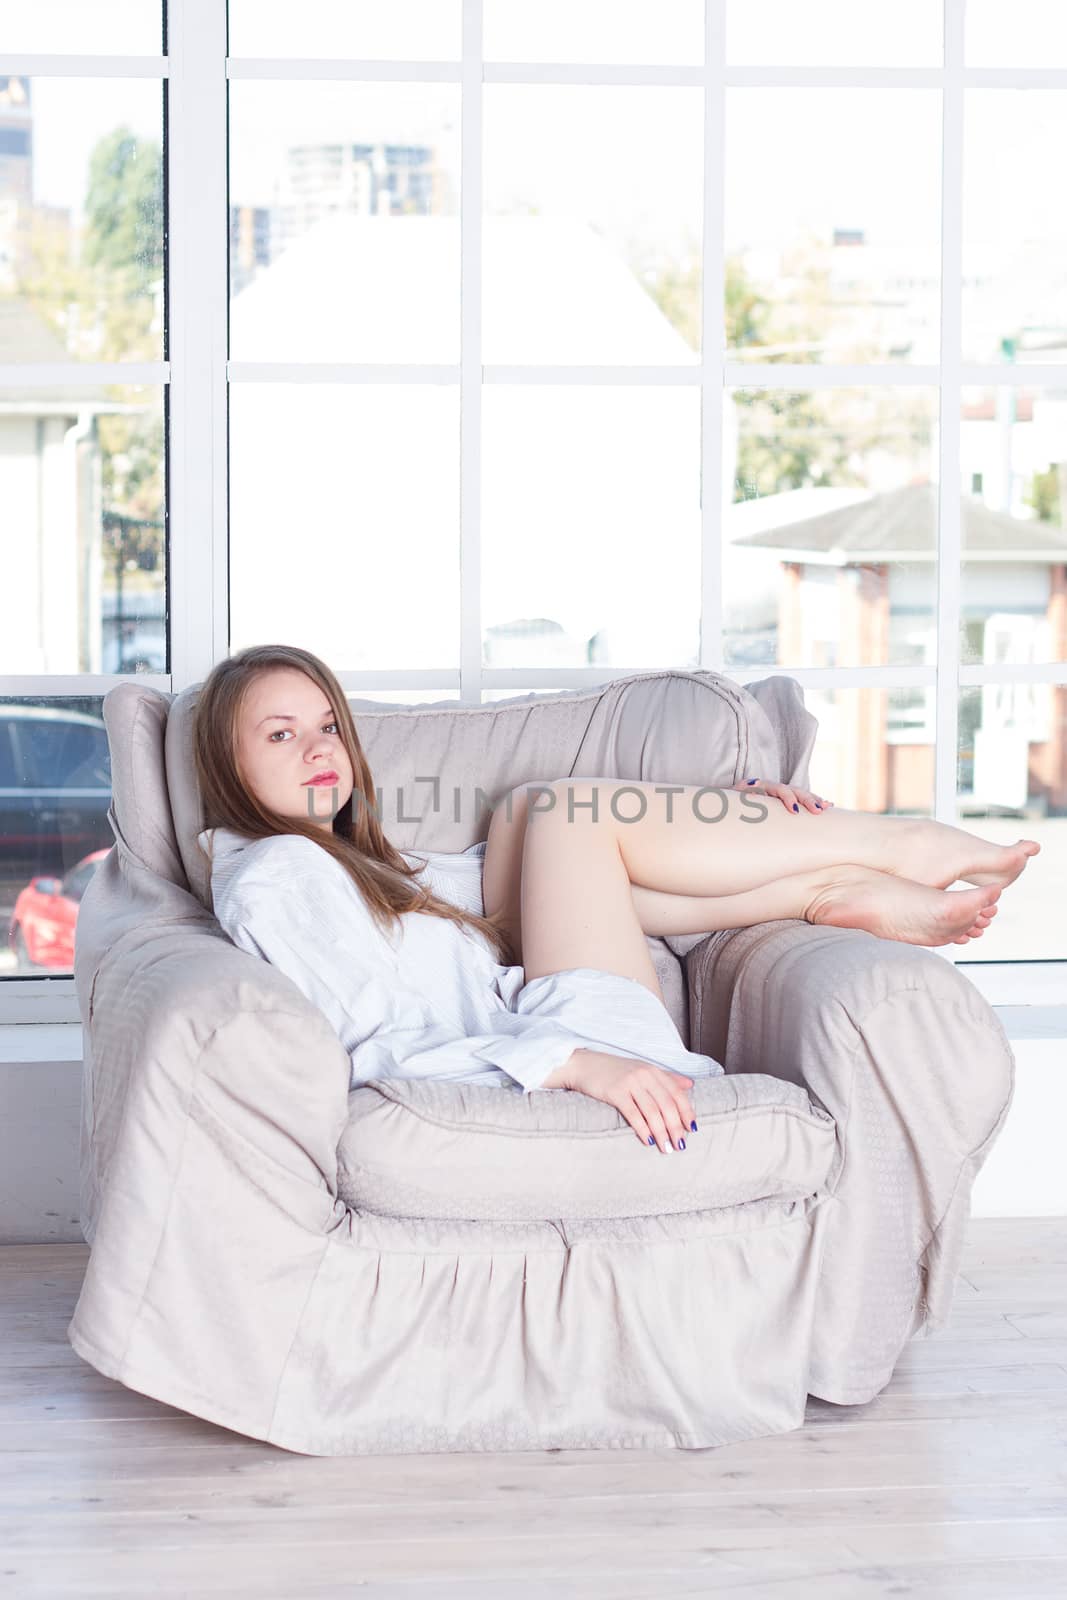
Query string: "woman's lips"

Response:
xmin=304 ymin=771 xmax=339 ymax=786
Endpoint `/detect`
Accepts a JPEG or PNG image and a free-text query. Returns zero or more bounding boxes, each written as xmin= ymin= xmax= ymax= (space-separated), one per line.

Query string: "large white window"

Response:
xmin=2 ymin=0 xmax=1065 ymax=1021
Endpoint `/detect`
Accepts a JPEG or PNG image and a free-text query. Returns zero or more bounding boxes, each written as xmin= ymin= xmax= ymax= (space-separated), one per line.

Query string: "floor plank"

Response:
xmin=2 ymin=1221 xmax=1066 ymax=1599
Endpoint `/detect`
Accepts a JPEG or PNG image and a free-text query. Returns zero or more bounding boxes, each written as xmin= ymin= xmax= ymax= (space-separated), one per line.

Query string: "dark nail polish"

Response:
xmin=747 ymin=779 xmax=756 ymax=785
xmin=678 ymin=1138 xmax=686 ymax=1150
xmin=690 ymin=1119 xmax=698 ymax=1131
xmin=793 ymin=803 xmax=799 ymax=811
xmin=648 ymin=1135 xmax=655 ymax=1146
xmin=815 ymin=803 xmax=822 ymax=809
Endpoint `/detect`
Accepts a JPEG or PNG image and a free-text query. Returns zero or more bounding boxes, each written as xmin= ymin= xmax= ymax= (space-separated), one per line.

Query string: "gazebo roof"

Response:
xmin=730 ymin=482 xmax=1067 ymax=563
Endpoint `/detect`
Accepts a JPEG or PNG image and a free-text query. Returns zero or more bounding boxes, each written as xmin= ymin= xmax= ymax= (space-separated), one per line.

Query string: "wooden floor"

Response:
xmin=2 ymin=1220 xmax=1067 ymax=1600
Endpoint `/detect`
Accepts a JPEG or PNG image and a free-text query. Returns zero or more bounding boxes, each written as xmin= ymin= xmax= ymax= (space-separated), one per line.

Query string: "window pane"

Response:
xmin=0 ymin=1 xmax=162 ymax=53
xmin=0 ymin=382 xmax=165 ymax=675
xmin=483 ymin=85 xmax=702 ymax=364
xmin=483 ymin=688 xmax=574 ymax=703
xmin=726 ymin=89 xmax=941 ymax=365
xmin=723 ymin=387 xmax=939 ymax=669
xmin=484 ymin=1 xmax=704 ymax=65
xmin=481 ymin=387 xmax=701 ymax=671
xmin=958 ymin=685 xmax=1066 ymax=960
xmin=0 ymin=694 xmax=111 ymax=979
xmin=228 ymin=1 xmax=460 ymax=60
xmin=967 ymin=0 xmax=1067 ymax=67
xmin=348 ymin=691 xmax=460 ymax=708
xmin=0 ymin=76 xmax=163 ymax=363
xmin=228 ymin=82 xmax=460 ymax=360
xmin=962 ymin=92 xmax=1067 ymax=366
xmin=229 ymin=385 xmax=459 ymax=670
xmin=727 ymin=0 xmax=942 ymax=66
xmin=961 ymin=387 xmax=1067 ymax=667
xmin=801 ymin=686 xmax=935 ymax=815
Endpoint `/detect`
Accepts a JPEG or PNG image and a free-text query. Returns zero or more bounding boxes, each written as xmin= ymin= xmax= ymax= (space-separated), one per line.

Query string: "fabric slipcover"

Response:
xmin=66 ymin=668 xmax=1015 ymax=1455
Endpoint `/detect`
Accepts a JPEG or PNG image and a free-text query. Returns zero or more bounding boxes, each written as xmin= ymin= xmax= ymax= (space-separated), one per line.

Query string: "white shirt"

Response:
xmin=198 ymin=826 xmax=725 ymax=1095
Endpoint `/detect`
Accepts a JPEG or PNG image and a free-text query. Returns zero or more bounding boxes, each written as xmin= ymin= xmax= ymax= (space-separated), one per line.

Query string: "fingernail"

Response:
xmin=815 ymin=803 xmax=822 ymax=809
xmin=747 ymin=779 xmax=757 ymax=785
xmin=690 ymin=1119 xmax=698 ymax=1131
xmin=678 ymin=1138 xmax=686 ymax=1151
xmin=648 ymin=1135 xmax=655 ymax=1146
xmin=793 ymin=803 xmax=799 ymax=812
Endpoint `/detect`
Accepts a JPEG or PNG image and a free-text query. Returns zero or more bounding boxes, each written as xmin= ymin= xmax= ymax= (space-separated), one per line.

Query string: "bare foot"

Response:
xmin=893 ymin=820 xmax=1040 ymax=891
xmin=804 ymin=866 xmax=1003 ymax=948
xmin=957 ymin=838 xmax=1040 ymax=888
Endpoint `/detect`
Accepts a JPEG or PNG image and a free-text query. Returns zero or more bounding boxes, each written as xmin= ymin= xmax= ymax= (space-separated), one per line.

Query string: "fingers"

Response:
xmin=618 ymin=1094 xmax=659 ymax=1148
xmin=611 ymin=1068 xmax=697 ymax=1152
xmin=630 ymin=1075 xmax=693 ymax=1154
xmin=744 ymin=780 xmax=832 ymax=814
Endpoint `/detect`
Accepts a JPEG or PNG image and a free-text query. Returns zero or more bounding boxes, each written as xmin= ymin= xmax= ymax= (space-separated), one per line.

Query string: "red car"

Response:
xmin=8 ymin=849 xmax=110 ymax=971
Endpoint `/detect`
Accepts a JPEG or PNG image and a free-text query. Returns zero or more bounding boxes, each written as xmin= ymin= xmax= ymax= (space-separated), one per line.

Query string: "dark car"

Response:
xmin=8 ymin=848 xmax=110 ymax=971
xmin=0 ymin=706 xmax=114 ymax=910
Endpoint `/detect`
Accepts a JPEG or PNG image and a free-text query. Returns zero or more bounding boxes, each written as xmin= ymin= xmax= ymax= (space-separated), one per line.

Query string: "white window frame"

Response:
xmin=1 ymin=0 xmax=1066 ymax=1023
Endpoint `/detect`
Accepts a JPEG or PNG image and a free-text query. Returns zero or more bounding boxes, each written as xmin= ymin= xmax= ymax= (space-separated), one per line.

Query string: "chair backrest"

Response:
xmin=101 ymin=668 xmax=817 ymax=911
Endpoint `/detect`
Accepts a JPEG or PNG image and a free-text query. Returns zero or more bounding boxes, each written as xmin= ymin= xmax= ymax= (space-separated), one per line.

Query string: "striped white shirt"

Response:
xmin=199 ymin=826 xmax=725 ymax=1095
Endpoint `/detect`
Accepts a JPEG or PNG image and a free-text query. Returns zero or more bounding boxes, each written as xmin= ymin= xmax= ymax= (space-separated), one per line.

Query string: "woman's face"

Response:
xmin=235 ymin=668 xmax=355 ymax=832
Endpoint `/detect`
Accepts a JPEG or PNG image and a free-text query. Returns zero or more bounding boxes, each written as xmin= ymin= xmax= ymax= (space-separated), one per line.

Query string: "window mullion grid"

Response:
xmin=4 ymin=23 xmax=1064 ymax=1021
xmin=167 ymin=0 xmax=229 ymax=688
xmin=699 ymin=1 xmax=726 ymax=670
xmin=934 ymin=0 xmax=966 ymax=969
xmin=458 ymin=1 xmax=484 ymax=706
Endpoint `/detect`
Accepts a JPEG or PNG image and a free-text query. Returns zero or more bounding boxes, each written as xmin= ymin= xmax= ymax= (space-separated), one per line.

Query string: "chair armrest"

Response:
xmin=69 ymin=921 xmax=354 ymax=1436
xmin=80 ymin=921 xmax=352 ymax=1240
xmin=684 ymin=920 xmax=1015 ymax=1401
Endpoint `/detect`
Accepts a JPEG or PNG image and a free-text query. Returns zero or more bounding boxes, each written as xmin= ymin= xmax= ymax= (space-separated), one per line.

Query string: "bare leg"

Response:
xmin=630 ymin=870 xmax=999 ymax=945
xmin=519 ymin=780 xmax=1013 ymax=991
xmin=522 ymin=779 xmax=1038 ymax=897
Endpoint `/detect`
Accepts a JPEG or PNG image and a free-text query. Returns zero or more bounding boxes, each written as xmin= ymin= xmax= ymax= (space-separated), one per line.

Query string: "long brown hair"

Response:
xmin=192 ymin=644 xmax=518 ymax=966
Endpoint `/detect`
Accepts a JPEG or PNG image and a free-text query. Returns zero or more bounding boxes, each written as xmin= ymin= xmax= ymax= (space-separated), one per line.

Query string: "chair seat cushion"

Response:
xmin=337 ymin=1072 xmax=836 ymax=1222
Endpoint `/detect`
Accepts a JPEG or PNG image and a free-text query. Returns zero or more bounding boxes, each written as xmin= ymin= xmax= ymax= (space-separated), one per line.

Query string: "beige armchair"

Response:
xmin=66 ymin=668 xmax=1014 ymax=1455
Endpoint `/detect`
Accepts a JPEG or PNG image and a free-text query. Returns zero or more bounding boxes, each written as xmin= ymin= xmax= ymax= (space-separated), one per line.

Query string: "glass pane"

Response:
xmin=725 ymin=89 xmax=941 ymax=365
xmin=723 ymin=386 xmax=939 ymax=669
xmin=484 ymin=0 xmax=704 ymax=65
xmin=0 ymin=1 xmax=162 ymax=53
xmin=967 ymin=0 xmax=1067 ymax=68
xmin=958 ymin=685 xmax=1065 ymax=960
xmin=347 ymin=690 xmax=460 ymax=707
xmin=727 ymin=0 xmax=942 ymax=66
xmin=962 ymin=91 xmax=1067 ymax=366
xmin=229 ymin=385 xmax=459 ymax=670
xmin=0 ymin=76 xmax=163 ymax=362
xmin=482 ymin=686 xmax=614 ymax=707
xmin=228 ymin=81 xmax=460 ymax=360
xmin=228 ymin=1 xmax=460 ymax=60
xmin=961 ymin=387 xmax=1067 ymax=667
xmin=0 ymin=382 xmax=165 ymax=675
xmin=0 ymin=694 xmax=111 ymax=979
xmin=799 ymin=686 xmax=934 ymax=816
xmin=483 ymin=85 xmax=703 ymax=364
xmin=481 ymin=387 xmax=701 ymax=671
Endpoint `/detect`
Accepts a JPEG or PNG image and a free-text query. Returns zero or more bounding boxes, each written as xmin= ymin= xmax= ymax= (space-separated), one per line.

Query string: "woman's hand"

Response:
xmin=734 ymin=779 xmax=832 ymax=815
xmin=558 ymin=1049 xmax=695 ymax=1153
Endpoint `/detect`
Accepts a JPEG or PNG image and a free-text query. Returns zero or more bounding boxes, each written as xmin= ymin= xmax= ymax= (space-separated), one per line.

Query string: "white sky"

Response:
xmin=7 ymin=2 xmax=1067 ymax=251
xmin=3 ymin=0 xmax=1066 ymax=66
xmin=23 ymin=76 xmax=1067 ymax=261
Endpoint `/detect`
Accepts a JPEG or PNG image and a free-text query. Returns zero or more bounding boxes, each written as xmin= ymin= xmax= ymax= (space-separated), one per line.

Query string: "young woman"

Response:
xmin=194 ymin=644 xmax=1039 ymax=1159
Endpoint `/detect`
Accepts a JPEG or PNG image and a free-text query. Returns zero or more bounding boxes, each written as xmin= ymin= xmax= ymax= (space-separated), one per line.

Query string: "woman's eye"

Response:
xmin=268 ymin=721 xmax=338 ymax=743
